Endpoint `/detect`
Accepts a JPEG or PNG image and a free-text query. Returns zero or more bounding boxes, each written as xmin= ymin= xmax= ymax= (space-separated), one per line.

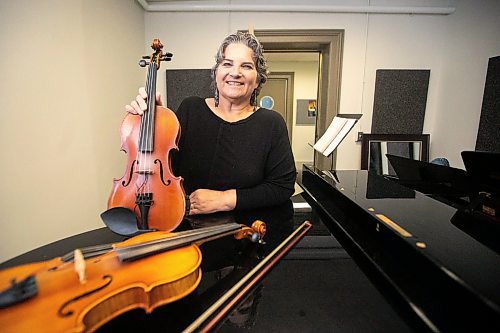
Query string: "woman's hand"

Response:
xmin=125 ymin=87 xmax=163 ymax=115
xmin=188 ymin=189 xmax=236 ymax=215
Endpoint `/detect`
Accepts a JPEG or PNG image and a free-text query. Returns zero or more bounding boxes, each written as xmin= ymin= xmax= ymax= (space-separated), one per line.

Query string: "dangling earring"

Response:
xmin=250 ymin=90 xmax=257 ymax=109
xmin=214 ymin=88 xmax=219 ymax=107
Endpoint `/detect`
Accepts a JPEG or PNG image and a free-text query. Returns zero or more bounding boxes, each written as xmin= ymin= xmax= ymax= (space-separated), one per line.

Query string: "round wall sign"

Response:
xmin=259 ymin=96 xmax=275 ymax=109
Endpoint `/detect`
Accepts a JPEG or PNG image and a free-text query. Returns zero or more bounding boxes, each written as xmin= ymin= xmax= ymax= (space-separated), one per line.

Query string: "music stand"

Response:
xmin=313 ymin=114 xmax=362 ymax=170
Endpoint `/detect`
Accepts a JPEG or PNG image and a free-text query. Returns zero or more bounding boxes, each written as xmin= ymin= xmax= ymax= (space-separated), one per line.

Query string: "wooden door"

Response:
xmin=258 ymin=72 xmax=294 ymax=142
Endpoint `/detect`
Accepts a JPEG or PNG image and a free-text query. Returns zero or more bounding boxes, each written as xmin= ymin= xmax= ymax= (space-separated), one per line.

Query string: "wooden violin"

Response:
xmin=0 ymin=221 xmax=266 ymax=333
xmin=106 ymin=39 xmax=185 ymax=234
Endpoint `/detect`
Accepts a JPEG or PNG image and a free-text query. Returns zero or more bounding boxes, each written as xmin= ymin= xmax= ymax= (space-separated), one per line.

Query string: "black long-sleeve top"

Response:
xmin=172 ymin=96 xmax=296 ymax=210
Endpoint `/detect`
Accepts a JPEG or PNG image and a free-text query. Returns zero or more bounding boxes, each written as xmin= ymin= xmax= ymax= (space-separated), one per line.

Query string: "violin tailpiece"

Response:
xmin=0 ymin=275 xmax=38 ymax=308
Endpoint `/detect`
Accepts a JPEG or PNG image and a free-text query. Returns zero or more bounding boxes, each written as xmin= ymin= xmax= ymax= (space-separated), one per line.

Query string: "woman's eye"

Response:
xmin=221 ymin=62 xmax=232 ymax=67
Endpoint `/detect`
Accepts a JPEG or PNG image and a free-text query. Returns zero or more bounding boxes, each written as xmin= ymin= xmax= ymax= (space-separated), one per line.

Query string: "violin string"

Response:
xmin=146 ymin=61 xmax=153 ymax=195
xmin=138 ymin=65 xmax=147 ymax=196
xmin=117 ymin=223 xmax=242 ymax=262
xmin=138 ymin=58 xmax=154 ymax=197
xmin=146 ymin=59 xmax=157 ymax=195
xmin=142 ymin=63 xmax=149 ymax=196
xmin=136 ymin=52 xmax=159 ymax=219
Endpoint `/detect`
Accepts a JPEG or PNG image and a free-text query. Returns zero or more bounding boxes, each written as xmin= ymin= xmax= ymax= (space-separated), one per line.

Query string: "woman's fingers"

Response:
xmin=136 ymin=94 xmax=147 ymax=112
xmin=125 ymin=104 xmax=136 ymax=114
xmin=187 ymin=189 xmax=236 ymax=215
xmin=155 ymin=92 xmax=163 ymax=106
xmin=125 ymin=99 xmax=143 ymax=115
xmin=139 ymin=87 xmax=162 ymax=106
xmin=139 ymin=87 xmax=147 ymax=99
xmin=124 ymin=87 xmax=163 ymax=115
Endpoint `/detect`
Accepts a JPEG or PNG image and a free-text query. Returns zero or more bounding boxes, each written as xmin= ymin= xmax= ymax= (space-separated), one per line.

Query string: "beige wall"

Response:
xmin=0 ymin=0 xmax=144 ymax=262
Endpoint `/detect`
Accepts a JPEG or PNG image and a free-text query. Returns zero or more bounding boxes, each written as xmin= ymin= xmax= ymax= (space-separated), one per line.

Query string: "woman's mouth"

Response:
xmin=226 ymin=81 xmax=244 ymax=86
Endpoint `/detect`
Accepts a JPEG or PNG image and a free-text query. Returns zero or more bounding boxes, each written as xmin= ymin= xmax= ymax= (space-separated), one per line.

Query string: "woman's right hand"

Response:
xmin=125 ymin=87 xmax=163 ymax=115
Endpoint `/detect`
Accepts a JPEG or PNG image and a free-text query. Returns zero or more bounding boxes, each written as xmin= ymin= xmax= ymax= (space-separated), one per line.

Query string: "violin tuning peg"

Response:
xmin=139 ymin=59 xmax=149 ymax=67
xmin=165 ymin=52 xmax=173 ymax=57
xmin=142 ymin=55 xmax=151 ymax=59
xmin=250 ymin=233 xmax=260 ymax=243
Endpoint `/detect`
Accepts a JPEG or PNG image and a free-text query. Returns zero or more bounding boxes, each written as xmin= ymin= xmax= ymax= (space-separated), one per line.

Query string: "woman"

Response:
xmin=126 ymin=32 xmax=296 ymax=215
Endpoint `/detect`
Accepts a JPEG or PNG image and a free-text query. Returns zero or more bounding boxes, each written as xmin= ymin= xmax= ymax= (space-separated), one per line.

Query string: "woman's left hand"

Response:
xmin=188 ymin=189 xmax=236 ymax=215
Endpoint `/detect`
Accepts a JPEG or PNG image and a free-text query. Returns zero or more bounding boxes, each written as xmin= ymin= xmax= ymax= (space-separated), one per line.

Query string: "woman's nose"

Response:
xmin=229 ymin=68 xmax=242 ymax=77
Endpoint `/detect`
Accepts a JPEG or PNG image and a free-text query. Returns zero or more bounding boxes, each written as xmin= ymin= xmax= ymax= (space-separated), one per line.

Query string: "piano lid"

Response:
xmin=462 ymin=150 xmax=500 ymax=195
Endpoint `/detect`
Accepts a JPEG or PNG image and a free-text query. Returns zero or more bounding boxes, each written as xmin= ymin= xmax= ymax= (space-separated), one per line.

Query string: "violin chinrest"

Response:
xmin=101 ymin=207 xmax=155 ymax=236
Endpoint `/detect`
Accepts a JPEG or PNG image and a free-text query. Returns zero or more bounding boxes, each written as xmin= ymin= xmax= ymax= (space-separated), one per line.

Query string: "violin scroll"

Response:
xmin=235 ymin=220 xmax=267 ymax=243
xmin=139 ymin=39 xmax=173 ymax=68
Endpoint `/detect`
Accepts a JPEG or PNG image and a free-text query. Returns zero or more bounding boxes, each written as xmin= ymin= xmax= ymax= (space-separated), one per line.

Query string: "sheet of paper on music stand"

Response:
xmin=313 ymin=116 xmax=358 ymax=156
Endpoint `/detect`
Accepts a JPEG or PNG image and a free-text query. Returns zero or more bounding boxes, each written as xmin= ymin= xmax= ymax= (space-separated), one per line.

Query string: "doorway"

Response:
xmin=258 ymin=71 xmax=294 ymax=142
xmin=263 ymin=53 xmax=320 ymax=173
xmin=253 ymin=30 xmax=344 ymax=171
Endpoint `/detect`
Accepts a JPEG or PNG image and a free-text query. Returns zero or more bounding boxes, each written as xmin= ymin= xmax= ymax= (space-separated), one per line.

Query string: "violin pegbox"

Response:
xmin=139 ymin=39 xmax=172 ymax=68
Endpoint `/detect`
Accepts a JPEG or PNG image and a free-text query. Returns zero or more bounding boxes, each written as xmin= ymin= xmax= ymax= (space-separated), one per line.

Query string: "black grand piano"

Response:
xmin=300 ymin=151 xmax=500 ymax=332
xmin=2 ymin=152 xmax=499 ymax=332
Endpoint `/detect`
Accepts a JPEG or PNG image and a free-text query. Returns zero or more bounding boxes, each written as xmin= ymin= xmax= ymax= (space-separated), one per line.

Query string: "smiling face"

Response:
xmin=215 ymin=43 xmax=259 ymax=106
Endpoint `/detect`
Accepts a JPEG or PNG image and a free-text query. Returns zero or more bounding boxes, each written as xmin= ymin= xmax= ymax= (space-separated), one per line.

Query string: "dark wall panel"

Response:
xmin=476 ymin=56 xmax=500 ymax=152
xmin=371 ymin=69 xmax=430 ymax=134
xmin=166 ymin=69 xmax=212 ymax=112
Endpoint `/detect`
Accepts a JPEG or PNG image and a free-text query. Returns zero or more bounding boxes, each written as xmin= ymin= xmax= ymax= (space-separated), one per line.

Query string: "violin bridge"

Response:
xmin=74 ymin=249 xmax=87 ymax=284
xmin=135 ymin=169 xmax=154 ymax=175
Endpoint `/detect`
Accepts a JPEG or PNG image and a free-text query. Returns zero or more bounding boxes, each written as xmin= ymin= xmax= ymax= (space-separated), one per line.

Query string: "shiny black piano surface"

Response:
xmin=301 ymin=166 xmax=500 ymax=332
xmin=0 ymin=199 xmax=411 ymax=332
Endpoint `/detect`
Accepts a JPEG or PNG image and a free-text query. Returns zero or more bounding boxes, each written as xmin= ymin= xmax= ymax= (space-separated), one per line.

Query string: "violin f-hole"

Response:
xmin=122 ymin=160 xmax=137 ymax=187
xmin=154 ymin=159 xmax=171 ymax=186
xmin=58 ymin=275 xmax=113 ymax=317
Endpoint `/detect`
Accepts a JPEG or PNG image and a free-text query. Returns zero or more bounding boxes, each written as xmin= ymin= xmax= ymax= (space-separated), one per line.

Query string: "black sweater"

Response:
xmin=172 ymin=96 xmax=296 ymax=210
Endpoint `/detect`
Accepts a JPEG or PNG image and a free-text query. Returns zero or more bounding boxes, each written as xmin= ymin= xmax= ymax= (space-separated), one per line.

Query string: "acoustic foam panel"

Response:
xmin=166 ymin=69 xmax=212 ymax=112
xmin=371 ymin=69 xmax=430 ymax=134
xmin=476 ymin=56 xmax=500 ymax=152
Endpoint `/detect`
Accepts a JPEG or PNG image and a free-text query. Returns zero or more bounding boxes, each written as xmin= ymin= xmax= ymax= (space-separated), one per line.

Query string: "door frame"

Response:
xmin=253 ymin=29 xmax=344 ymax=171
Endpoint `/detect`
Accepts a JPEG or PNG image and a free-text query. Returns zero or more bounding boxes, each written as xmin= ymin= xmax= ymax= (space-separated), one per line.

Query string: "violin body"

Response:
xmin=0 ymin=222 xmax=265 ymax=332
xmin=108 ymin=103 xmax=186 ymax=232
xmin=0 ymin=232 xmax=201 ymax=333
xmin=107 ymin=39 xmax=186 ymax=233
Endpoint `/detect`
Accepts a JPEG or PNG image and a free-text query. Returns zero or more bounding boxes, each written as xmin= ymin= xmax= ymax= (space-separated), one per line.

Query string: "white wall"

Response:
xmin=356 ymin=0 xmax=500 ymax=168
xmin=0 ymin=0 xmax=144 ymax=262
xmin=145 ymin=0 xmax=500 ymax=170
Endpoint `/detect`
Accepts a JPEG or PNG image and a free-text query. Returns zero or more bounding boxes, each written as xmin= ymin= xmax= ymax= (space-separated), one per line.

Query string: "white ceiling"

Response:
xmin=138 ymin=1 xmax=456 ymax=15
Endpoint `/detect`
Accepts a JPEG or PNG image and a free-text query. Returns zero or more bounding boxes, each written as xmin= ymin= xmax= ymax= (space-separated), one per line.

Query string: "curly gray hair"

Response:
xmin=211 ymin=32 xmax=268 ymax=107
